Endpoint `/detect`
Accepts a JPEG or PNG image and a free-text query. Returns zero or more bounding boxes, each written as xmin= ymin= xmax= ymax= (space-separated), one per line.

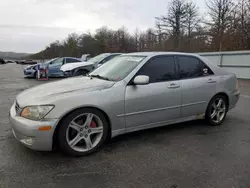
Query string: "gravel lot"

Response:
xmin=1 ymin=63 xmax=250 ymax=188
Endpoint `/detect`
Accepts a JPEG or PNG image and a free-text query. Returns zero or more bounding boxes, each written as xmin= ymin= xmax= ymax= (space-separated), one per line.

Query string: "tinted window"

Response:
xmin=199 ymin=60 xmax=214 ymax=76
xmin=137 ymin=56 xmax=176 ymax=83
xmin=66 ymin=58 xmax=81 ymax=63
xmin=178 ymin=56 xmax=212 ymax=79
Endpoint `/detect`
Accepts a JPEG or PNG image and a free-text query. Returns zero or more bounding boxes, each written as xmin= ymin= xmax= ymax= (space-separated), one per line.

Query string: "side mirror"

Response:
xmin=133 ymin=75 xmax=149 ymax=85
xmin=203 ymin=68 xmax=208 ymax=76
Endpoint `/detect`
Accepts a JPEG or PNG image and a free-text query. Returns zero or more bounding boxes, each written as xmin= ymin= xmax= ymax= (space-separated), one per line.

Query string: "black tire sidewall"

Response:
xmin=73 ymin=69 xmax=88 ymax=76
xmin=58 ymin=108 xmax=109 ymax=157
xmin=206 ymin=95 xmax=228 ymax=126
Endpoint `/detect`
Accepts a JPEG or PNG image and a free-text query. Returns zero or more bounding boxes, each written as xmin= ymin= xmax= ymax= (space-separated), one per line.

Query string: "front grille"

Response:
xmin=15 ymin=102 xmax=22 ymax=114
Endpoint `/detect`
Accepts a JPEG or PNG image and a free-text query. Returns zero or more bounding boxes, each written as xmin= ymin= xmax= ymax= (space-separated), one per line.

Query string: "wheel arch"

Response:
xmin=206 ymin=92 xmax=229 ymax=114
xmin=74 ymin=66 xmax=91 ymax=72
xmin=212 ymin=92 xmax=229 ymax=107
xmin=52 ymin=106 xmax=112 ymax=149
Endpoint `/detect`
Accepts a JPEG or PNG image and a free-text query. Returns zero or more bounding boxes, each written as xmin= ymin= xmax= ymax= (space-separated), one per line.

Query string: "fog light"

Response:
xmin=25 ymin=138 xmax=34 ymax=145
xmin=20 ymin=137 xmax=34 ymax=145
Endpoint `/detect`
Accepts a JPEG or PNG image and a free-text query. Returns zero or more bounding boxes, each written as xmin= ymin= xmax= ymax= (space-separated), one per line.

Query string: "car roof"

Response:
xmin=110 ymin=53 xmax=123 ymax=55
xmin=123 ymin=52 xmax=201 ymax=58
xmin=64 ymin=57 xmax=80 ymax=59
xmin=99 ymin=53 xmax=122 ymax=55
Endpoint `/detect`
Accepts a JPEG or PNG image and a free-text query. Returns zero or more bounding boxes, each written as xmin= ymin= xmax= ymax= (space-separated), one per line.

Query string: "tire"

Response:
xmin=205 ymin=95 xmax=228 ymax=126
xmin=58 ymin=108 xmax=109 ymax=157
xmin=73 ymin=69 xmax=89 ymax=77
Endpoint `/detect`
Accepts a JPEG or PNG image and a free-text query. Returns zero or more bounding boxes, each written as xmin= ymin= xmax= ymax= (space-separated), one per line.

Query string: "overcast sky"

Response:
xmin=0 ymin=0 xmax=206 ymax=53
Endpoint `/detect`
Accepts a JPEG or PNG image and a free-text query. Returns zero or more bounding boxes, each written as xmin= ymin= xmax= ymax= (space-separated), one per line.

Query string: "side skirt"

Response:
xmin=111 ymin=114 xmax=205 ymax=138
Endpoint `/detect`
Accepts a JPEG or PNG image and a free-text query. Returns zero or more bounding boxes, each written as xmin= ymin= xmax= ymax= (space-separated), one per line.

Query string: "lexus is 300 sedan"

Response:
xmin=9 ymin=52 xmax=240 ymax=156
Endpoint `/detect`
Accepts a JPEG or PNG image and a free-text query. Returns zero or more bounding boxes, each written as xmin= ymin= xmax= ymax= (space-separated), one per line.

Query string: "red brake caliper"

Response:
xmin=90 ymin=121 xmax=97 ymax=128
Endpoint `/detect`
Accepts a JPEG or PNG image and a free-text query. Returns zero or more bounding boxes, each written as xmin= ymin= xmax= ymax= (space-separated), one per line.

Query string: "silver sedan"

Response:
xmin=9 ymin=52 xmax=240 ymax=156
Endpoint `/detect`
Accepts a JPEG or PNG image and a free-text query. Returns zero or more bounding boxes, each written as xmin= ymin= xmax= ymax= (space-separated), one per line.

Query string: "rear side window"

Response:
xmin=177 ymin=56 xmax=213 ymax=79
xmin=66 ymin=58 xmax=81 ymax=63
xmin=137 ymin=56 xmax=176 ymax=83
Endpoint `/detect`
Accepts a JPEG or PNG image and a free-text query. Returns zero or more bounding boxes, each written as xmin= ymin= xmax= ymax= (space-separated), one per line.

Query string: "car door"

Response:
xmin=48 ymin=58 xmax=65 ymax=76
xmin=176 ymin=55 xmax=216 ymax=118
xmin=125 ymin=55 xmax=182 ymax=129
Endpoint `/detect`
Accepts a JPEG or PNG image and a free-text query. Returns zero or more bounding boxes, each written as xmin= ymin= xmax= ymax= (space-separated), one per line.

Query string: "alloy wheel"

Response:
xmin=210 ymin=98 xmax=226 ymax=123
xmin=66 ymin=113 xmax=104 ymax=152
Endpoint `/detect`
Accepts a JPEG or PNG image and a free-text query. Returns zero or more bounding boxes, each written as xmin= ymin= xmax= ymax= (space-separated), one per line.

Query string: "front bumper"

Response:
xmin=63 ymin=71 xmax=73 ymax=77
xmin=9 ymin=104 xmax=58 ymax=151
xmin=24 ymin=69 xmax=36 ymax=77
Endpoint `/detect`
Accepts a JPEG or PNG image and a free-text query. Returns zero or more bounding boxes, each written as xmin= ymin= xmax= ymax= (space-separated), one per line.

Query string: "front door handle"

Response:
xmin=207 ymin=79 xmax=216 ymax=83
xmin=168 ymin=83 xmax=180 ymax=89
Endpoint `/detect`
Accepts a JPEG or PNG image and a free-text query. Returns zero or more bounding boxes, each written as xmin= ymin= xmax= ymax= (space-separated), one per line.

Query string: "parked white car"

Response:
xmin=61 ymin=53 xmax=122 ymax=77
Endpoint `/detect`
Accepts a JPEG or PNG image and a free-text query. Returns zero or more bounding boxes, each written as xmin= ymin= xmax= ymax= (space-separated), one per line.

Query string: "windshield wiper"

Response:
xmin=90 ymin=74 xmax=110 ymax=81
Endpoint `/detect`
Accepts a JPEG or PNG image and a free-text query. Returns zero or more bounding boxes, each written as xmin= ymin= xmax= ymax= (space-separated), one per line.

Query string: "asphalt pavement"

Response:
xmin=0 ymin=63 xmax=250 ymax=188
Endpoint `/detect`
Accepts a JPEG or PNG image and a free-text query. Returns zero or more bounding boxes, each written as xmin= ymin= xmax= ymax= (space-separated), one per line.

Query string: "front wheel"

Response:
xmin=206 ymin=95 xmax=228 ymax=126
xmin=58 ymin=108 xmax=109 ymax=157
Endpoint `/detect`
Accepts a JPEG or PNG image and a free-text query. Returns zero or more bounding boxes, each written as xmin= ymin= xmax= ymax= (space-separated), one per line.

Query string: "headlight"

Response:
xmin=21 ymin=105 xmax=54 ymax=120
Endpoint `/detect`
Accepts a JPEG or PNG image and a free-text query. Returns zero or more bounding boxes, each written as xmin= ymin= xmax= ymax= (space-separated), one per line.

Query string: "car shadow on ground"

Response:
xmin=19 ymin=120 xmax=209 ymax=159
xmin=104 ymin=120 xmax=208 ymax=152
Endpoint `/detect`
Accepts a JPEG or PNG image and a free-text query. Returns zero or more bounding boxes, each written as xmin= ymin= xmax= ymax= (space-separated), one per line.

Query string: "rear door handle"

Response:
xmin=168 ymin=83 xmax=180 ymax=89
xmin=207 ymin=79 xmax=216 ymax=83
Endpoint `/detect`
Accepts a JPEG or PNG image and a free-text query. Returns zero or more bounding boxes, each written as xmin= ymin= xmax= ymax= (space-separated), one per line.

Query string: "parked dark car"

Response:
xmin=22 ymin=60 xmax=37 ymax=65
xmin=0 ymin=58 xmax=6 ymax=64
xmin=15 ymin=60 xmax=21 ymax=64
xmin=16 ymin=60 xmax=24 ymax=64
xmin=6 ymin=60 xmax=16 ymax=63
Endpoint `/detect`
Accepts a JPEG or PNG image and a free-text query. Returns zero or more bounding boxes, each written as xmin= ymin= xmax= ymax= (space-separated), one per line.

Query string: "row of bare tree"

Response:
xmin=30 ymin=0 xmax=250 ymax=59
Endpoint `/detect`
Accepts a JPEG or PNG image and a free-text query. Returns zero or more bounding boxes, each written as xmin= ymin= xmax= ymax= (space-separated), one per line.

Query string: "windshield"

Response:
xmin=89 ymin=55 xmax=146 ymax=81
xmin=88 ymin=53 xmax=110 ymax=63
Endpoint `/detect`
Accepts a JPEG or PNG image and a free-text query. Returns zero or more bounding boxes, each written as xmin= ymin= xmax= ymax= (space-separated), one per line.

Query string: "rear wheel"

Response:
xmin=206 ymin=95 xmax=228 ymax=126
xmin=58 ymin=108 xmax=109 ymax=157
xmin=73 ymin=69 xmax=89 ymax=76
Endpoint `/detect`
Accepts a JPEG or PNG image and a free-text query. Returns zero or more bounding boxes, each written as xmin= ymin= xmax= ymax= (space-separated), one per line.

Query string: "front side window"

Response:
xmin=137 ymin=56 xmax=176 ymax=83
xmin=89 ymin=55 xmax=146 ymax=81
xmin=50 ymin=58 xmax=64 ymax=66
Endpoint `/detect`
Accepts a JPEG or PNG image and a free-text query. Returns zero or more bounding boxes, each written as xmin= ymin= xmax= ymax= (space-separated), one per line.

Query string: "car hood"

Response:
xmin=16 ymin=76 xmax=115 ymax=107
xmin=25 ymin=62 xmax=48 ymax=69
xmin=60 ymin=61 xmax=94 ymax=72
